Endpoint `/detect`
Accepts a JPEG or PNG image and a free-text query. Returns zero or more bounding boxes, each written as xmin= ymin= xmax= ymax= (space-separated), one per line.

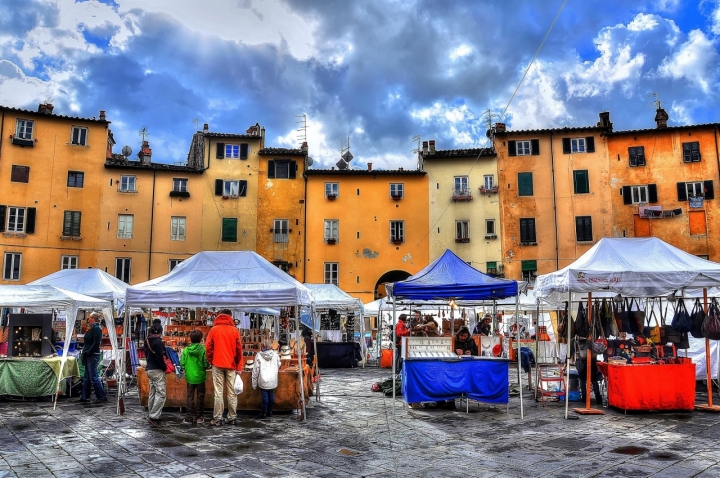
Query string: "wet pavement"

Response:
xmin=0 ymin=367 xmax=719 ymax=477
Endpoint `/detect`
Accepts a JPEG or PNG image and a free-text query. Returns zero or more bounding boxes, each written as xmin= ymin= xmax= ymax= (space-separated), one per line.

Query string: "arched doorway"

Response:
xmin=374 ymin=270 xmax=411 ymax=299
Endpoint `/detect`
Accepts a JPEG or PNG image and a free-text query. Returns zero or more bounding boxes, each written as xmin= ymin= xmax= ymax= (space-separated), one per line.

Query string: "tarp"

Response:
xmin=125 ymin=251 xmax=314 ymax=308
xmin=388 ymin=249 xmax=518 ymax=301
xmin=29 ymin=268 xmax=128 ymax=303
xmin=303 ymin=283 xmax=363 ymax=312
xmin=535 ymin=238 xmax=720 ymax=302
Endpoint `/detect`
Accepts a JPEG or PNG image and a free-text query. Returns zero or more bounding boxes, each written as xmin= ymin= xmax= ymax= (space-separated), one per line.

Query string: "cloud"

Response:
xmin=657 ymin=29 xmax=720 ymax=93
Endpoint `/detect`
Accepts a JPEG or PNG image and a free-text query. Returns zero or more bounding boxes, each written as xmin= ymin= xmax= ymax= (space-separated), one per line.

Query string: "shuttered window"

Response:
xmin=682 ymin=142 xmax=701 ymax=163
xmin=629 ymin=146 xmax=645 ymax=167
xmin=221 ymin=218 xmax=238 ymax=242
xmin=573 ymin=170 xmax=589 ymax=194
xmin=518 ymin=172 xmax=533 ymax=196
xmin=519 ymin=218 xmax=536 ymax=243
xmin=62 ymin=211 xmax=81 ymax=237
xmin=10 ymin=165 xmax=29 ymax=183
xmin=575 ymin=216 xmax=593 ymax=242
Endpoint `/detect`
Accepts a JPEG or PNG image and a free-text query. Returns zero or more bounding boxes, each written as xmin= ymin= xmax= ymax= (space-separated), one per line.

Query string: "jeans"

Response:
xmin=147 ymin=369 xmax=167 ymax=420
xmin=212 ymin=366 xmax=237 ymax=421
xmin=82 ymin=354 xmax=107 ymax=401
xmin=186 ymin=382 xmax=206 ymax=420
xmin=260 ymin=388 xmax=275 ymax=416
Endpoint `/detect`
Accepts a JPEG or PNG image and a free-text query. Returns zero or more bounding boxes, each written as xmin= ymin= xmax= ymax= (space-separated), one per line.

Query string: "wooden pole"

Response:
xmin=573 ymin=292 xmax=604 ymax=415
xmin=696 ymin=288 xmax=720 ymax=412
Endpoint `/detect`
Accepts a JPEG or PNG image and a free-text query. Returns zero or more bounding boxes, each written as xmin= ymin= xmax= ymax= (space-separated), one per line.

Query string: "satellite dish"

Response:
xmin=307 ymin=156 xmax=314 ymax=167
xmin=335 ymin=160 xmax=348 ymax=170
xmin=342 ymin=151 xmax=353 ymax=162
xmin=121 ymin=145 xmax=132 ymax=158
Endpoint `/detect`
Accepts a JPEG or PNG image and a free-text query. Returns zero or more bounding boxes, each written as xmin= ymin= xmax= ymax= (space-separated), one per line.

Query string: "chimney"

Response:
xmin=597 ymin=111 xmax=613 ymax=130
xmin=99 ymin=110 xmax=106 ymax=121
xmin=367 ymin=163 xmax=372 ymax=171
xmin=203 ymin=123 xmax=209 ymax=132
xmin=137 ymin=140 xmax=152 ymax=165
xmin=37 ymin=103 xmax=54 ymax=115
xmin=301 ymin=141 xmax=308 ymax=154
xmin=422 ymin=141 xmax=428 ymax=155
xmin=398 ymin=167 xmax=404 ymax=171
xmin=246 ymin=123 xmax=261 ymax=135
xmin=495 ymin=123 xmax=506 ymax=133
xmin=655 ymin=108 xmax=669 ymax=129
xmin=428 ymin=140 xmax=436 ymax=154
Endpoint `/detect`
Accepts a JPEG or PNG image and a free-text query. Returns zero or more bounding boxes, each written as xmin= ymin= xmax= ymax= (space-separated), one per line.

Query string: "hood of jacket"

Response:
xmin=257 ymin=349 xmax=275 ymax=361
xmin=184 ymin=343 xmax=204 ymax=357
xmin=213 ymin=314 xmax=234 ymax=327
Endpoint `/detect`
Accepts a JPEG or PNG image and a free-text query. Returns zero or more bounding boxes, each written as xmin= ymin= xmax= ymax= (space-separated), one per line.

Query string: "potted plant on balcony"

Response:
xmin=326 ymin=194 xmax=337 ymax=200
xmin=326 ymin=238 xmax=337 ymax=244
xmin=392 ymin=237 xmax=403 ymax=245
xmin=391 ymin=194 xmax=403 ymax=200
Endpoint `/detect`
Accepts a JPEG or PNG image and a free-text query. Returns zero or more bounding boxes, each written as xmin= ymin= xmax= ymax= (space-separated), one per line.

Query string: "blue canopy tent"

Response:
xmin=386 ymin=249 xmax=525 ymax=417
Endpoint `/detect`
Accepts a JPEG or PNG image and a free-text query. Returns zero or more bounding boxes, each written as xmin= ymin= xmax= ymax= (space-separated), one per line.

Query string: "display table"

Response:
xmin=0 ymin=357 xmax=79 ymax=397
xmin=137 ymin=366 xmax=312 ymax=411
xmin=316 ymin=342 xmax=360 ymax=368
xmin=597 ymin=362 xmax=696 ymax=411
xmin=401 ymin=357 xmax=509 ymax=404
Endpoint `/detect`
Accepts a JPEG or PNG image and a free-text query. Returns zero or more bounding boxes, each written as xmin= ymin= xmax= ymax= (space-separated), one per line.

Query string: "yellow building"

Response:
xmin=305 ymin=166 xmax=429 ymax=302
xmin=494 ymin=114 xmax=614 ymax=283
xmin=0 ymin=103 xmax=110 ymax=284
xmin=420 ymin=140 xmax=502 ymax=276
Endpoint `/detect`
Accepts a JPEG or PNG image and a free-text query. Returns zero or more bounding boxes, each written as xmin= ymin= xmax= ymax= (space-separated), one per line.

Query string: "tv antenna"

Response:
xmin=44 ymin=97 xmax=54 ymax=104
xmin=139 ymin=126 xmax=150 ymax=142
xmin=482 ymin=109 xmax=498 ymax=131
xmin=191 ymin=118 xmax=199 ymax=132
xmin=411 ymin=134 xmax=421 ymax=154
xmin=336 ymin=137 xmax=352 ymax=170
xmin=646 ymin=92 xmax=662 ymax=110
xmin=296 ymin=114 xmax=307 ymax=144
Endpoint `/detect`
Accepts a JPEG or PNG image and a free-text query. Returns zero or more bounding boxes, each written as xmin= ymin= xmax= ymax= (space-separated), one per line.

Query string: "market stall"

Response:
xmin=386 ymin=250 xmax=521 ymax=415
xmin=535 ymin=237 xmax=720 ymax=416
xmin=0 ymin=356 xmax=79 ymax=397
xmin=122 ymin=251 xmax=315 ymax=419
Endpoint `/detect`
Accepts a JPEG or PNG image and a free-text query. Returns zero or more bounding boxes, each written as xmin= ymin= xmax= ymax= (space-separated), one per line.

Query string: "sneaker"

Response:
xmin=210 ymin=419 xmax=222 ymax=427
xmin=196 ymin=417 xmax=205 ymax=424
xmin=182 ymin=418 xmax=193 ymax=425
xmin=147 ymin=417 xmax=160 ymax=428
xmin=225 ymin=418 xmax=236 ymax=426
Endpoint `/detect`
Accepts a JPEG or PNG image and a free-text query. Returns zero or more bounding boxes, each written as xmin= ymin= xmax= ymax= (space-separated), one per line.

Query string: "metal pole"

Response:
xmin=704 ymin=289 xmax=713 ymax=408
xmin=584 ymin=293 xmax=592 ymax=410
xmin=565 ymin=291 xmax=572 ymax=420
xmin=117 ymin=306 xmax=130 ymax=415
xmin=516 ymin=295 xmax=523 ymax=419
xmin=294 ymin=305 xmax=307 ymax=421
xmin=391 ymin=299 xmax=397 ymax=417
xmin=312 ymin=307 xmax=320 ymax=401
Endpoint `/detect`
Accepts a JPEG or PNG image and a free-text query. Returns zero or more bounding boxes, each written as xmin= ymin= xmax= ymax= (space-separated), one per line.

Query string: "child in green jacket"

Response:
xmin=180 ymin=330 xmax=210 ymax=424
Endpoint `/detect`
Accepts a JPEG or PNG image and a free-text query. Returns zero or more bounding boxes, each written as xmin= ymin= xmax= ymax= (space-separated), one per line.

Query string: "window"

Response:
xmin=571 ymin=138 xmax=586 ymax=153
xmin=115 ymin=258 xmax=131 ymax=284
xmin=62 ymin=211 xmax=81 ymax=237
xmin=575 ymin=216 xmax=593 ymax=242
xmin=390 ymin=221 xmax=404 ymax=243
xmin=325 ymin=183 xmax=339 ymax=198
xmin=454 ymin=176 xmax=469 ymax=195
xmin=119 ymin=175 xmax=136 ymax=192
xmin=16 ymin=119 xmax=33 ymax=139
xmin=631 ymin=186 xmax=648 ymax=204
xmin=224 ymin=143 xmax=249 ymax=159
xmin=221 ymin=218 xmax=238 ymax=242
xmin=273 ymin=219 xmax=289 ymax=243
xmin=169 ymin=259 xmax=184 ymax=272
xmin=3 ymin=253 xmax=21 ymax=280
xmin=487 ymin=261 xmax=498 ymax=274
xmin=324 ymin=262 xmax=339 ymax=286
xmin=521 ymin=260 xmax=537 ymax=286
xmin=518 ymin=172 xmax=533 ymax=196
xmin=71 ymin=126 xmax=88 ymax=146
xmin=61 ymin=255 xmax=78 ymax=270
xmin=562 ymin=137 xmax=595 ymax=154
xmin=456 ymin=221 xmax=470 ymax=241
xmin=268 ymin=159 xmax=296 ymax=179
xmin=516 ymin=140 xmax=531 ymax=155
xmin=11 ymin=165 xmax=29 ymax=183
xmin=508 ymin=139 xmax=539 ymax=156
xmin=682 ymin=142 xmax=701 ymax=163
xmin=629 ymin=146 xmax=645 ymax=167
xmin=677 ymin=181 xmax=714 ymax=201
xmin=173 ymin=178 xmax=188 ymax=192
xmin=324 ymin=219 xmax=339 ymax=243
xmin=390 ymin=183 xmax=404 ymax=198
xmin=573 ymin=170 xmax=589 ymax=194
xmin=171 ymin=217 xmax=186 ymax=241
xmin=7 ymin=207 xmax=25 ymax=232
xmin=486 ymin=219 xmax=496 ymax=235
xmin=519 ymin=218 xmax=536 ymax=244
xmin=622 ymin=184 xmax=657 ymax=205
xmin=67 ymin=171 xmax=84 ymax=188
xmin=484 ymin=175 xmax=494 ymax=190
xmin=687 ymin=181 xmax=704 ymax=198
xmin=117 ymin=215 xmax=133 ymax=239
xmin=214 ymin=179 xmax=247 ymax=197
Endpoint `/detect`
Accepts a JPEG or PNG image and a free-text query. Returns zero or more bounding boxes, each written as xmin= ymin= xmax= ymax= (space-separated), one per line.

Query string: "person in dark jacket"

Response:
xmin=473 ymin=314 xmax=492 ymax=336
xmin=454 ymin=327 xmax=478 ymax=356
xmin=575 ymin=350 xmax=603 ymax=405
xmin=144 ymin=323 xmax=167 ymax=427
xmin=80 ymin=314 xmax=107 ymax=404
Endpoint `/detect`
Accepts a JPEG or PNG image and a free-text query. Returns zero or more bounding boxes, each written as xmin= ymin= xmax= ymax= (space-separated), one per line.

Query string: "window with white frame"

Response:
xmin=117 ymin=214 xmax=133 ymax=239
xmin=454 ymin=176 xmax=469 ymax=195
xmin=119 ymin=175 xmax=136 ymax=192
xmin=325 ymin=182 xmax=339 ymax=198
xmin=324 ymin=219 xmax=339 ymax=242
xmin=223 ymin=180 xmax=240 ymax=197
xmin=324 ymin=262 xmax=338 ymax=285
xmin=456 ymin=221 xmax=470 ymax=240
xmin=71 ymin=126 xmax=88 ymax=146
xmin=687 ymin=181 xmax=704 ymax=198
xmin=390 ymin=183 xmax=404 ymax=198
xmin=169 ymin=259 xmax=184 ymax=272
xmin=61 ymin=255 xmax=78 ymax=270
xmin=571 ymin=138 xmax=586 ymax=153
xmin=224 ymin=143 xmax=248 ymax=159
xmin=3 ymin=252 xmax=21 ymax=280
xmin=173 ymin=178 xmax=188 ymax=192
xmin=516 ymin=140 xmax=531 ymax=156
xmin=16 ymin=119 xmax=33 ymax=139
xmin=171 ymin=216 xmax=186 ymax=241
xmin=274 ymin=219 xmax=289 ymax=243
xmin=484 ymin=175 xmax=494 ymax=189
xmin=390 ymin=221 xmax=404 ymax=243
xmin=486 ymin=219 xmax=496 ymax=235
xmin=7 ymin=207 xmax=25 ymax=233
xmin=115 ymin=258 xmax=131 ymax=283
xmin=630 ymin=185 xmax=649 ymax=204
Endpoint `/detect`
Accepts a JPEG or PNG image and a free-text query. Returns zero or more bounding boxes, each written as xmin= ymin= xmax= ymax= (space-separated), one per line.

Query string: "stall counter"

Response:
xmin=0 ymin=357 xmax=79 ymax=397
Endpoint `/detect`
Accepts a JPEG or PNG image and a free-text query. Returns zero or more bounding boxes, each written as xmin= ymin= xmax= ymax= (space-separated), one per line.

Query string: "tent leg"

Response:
xmin=392 ymin=300 xmax=397 ymax=418
xmin=573 ymin=293 xmax=604 ymax=416
xmin=515 ymin=296 xmax=523 ymax=419
xmin=312 ymin=309 xmax=320 ymax=402
xmin=295 ymin=305 xmax=307 ymax=421
xmin=565 ymin=292 xmax=571 ymax=420
xmin=697 ymin=288 xmax=720 ymax=412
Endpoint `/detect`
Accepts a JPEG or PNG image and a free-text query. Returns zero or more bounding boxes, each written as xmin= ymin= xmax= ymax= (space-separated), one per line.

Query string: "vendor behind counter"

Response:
xmin=454 ymin=327 xmax=478 ymax=356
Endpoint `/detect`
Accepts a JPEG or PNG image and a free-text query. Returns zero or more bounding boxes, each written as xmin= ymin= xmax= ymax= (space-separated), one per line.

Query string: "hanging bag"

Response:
xmin=689 ymin=298 xmax=706 ymax=339
xmin=619 ymin=299 xmax=634 ymax=334
xmin=591 ymin=301 xmax=608 ymax=354
xmin=629 ymin=299 xmax=644 ymax=334
xmin=557 ymin=302 xmax=568 ymax=343
xmin=613 ymin=301 xmax=623 ymax=333
xmin=574 ymin=302 xmax=589 ymax=338
xmin=701 ymin=298 xmax=720 ymax=341
xmin=645 ymin=305 xmax=661 ymax=344
xmin=671 ymin=299 xmax=693 ymax=334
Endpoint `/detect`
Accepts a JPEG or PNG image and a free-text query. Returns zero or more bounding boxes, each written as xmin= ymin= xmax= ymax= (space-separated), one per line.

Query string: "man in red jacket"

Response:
xmin=206 ymin=309 xmax=242 ymax=426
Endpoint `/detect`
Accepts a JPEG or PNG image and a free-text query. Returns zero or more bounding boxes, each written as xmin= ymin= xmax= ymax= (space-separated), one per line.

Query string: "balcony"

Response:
xmin=11 ymin=136 xmax=34 ymax=147
xmin=455 ymin=237 xmax=470 ymax=244
xmin=391 ymin=237 xmax=404 ymax=245
xmin=170 ymin=190 xmax=190 ymax=198
xmin=391 ymin=194 xmax=403 ymax=201
xmin=452 ymin=189 xmax=473 ymax=202
xmin=479 ymin=186 xmax=499 ymax=195
xmin=326 ymin=238 xmax=337 ymax=245
xmin=485 ymin=234 xmax=497 ymax=240
xmin=326 ymin=194 xmax=337 ymax=200
xmin=117 ymin=188 xmax=138 ymax=193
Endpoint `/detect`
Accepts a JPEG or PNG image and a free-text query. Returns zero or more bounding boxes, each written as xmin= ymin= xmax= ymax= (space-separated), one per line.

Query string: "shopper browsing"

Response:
xmin=180 ymin=330 xmax=210 ymax=424
xmin=144 ymin=323 xmax=167 ymax=427
xmin=80 ymin=313 xmax=108 ymax=405
xmin=206 ymin=309 xmax=242 ymax=426
xmin=252 ymin=339 xmax=281 ymax=419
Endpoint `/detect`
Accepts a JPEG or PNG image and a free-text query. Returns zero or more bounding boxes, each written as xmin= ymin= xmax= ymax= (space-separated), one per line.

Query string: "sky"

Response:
xmin=1 ymin=0 xmax=719 ymax=169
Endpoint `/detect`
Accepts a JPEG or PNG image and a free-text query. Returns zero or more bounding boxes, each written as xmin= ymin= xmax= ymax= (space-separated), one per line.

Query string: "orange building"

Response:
xmin=305 ymin=167 xmax=429 ymax=302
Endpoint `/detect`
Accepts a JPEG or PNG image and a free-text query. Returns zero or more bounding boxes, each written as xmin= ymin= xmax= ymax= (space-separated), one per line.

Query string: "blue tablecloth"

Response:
xmin=401 ymin=358 xmax=509 ymax=404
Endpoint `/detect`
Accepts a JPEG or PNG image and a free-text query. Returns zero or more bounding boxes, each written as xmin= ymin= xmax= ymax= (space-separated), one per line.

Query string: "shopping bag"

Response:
xmin=671 ymin=300 xmax=692 ymax=334
xmin=689 ymin=298 xmax=706 ymax=339
xmin=233 ymin=372 xmax=244 ymax=395
xmin=702 ymin=299 xmax=720 ymax=340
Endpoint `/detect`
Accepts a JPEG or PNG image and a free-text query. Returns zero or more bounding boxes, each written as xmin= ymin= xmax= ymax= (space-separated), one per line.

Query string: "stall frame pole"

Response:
xmin=696 ymin=288 xmax=720 ymax=412
xmin=573 ymin=292 xmax=604 ymax=415
xmin=294 ymin=305 xmax=307 ymax=421
xmin=116 ymin=306 xmax=130 ymax=415
xmin=312 ymin=308 xmax=320 ymax=402
xmin=515 ymin=295 xmax=524 ymax=419
xmin=564 ymin=292 xmax=571 ymax=419
xmin=391 ymin=300 xmax=397 ymax=418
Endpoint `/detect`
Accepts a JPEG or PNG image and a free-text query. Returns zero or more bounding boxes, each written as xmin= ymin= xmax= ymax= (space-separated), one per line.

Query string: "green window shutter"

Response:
xmin=486 ymin=261 xmax=497 ymax=269
xmin=63 ymin=211 xmax=72 ymax=236
xmin=508 ymin=141 xmax=516 ymax=156
xmin=240 ymin=143 xmax=248 ymax=160
xmin=521 ymin=260 xmax=537 ymax=271
xmin=518 ymin=172 xmax=533 ymax=196
xmin=530 ymin=139 xmax=540 ymax=155
xmin=221 ymin=218 xmax=238 ymax=242
xmin=573 ymin=170 xmax=589 ymax=194
xmin=0 ymin=205 xmax=5 ymax=233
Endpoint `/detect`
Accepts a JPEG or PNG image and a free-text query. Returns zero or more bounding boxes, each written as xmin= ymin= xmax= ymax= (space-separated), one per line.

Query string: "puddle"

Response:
xmin=154 ymin=440 xmax=182 ymax=448
xmin=338 ymin=448 xmax=359 ymax=456
xmin=648 ymin=452 xmax=680 ymax=461
xmin=10 ymin=423 xmax=30 ymax=431
xmin=173 ymin=449 xmax=200 ymax=458
xmin=611 ymin=446 xmax=649 ymax=455
xmin=209 ymin=449 xmax=234 ymax=458
xmin=235 ymin=421 xmax=267 ymax=429
xmin=170 ymin=435 xmax=198 ymax=444
xmin=20 ymin=411 xmax=47 ymax=417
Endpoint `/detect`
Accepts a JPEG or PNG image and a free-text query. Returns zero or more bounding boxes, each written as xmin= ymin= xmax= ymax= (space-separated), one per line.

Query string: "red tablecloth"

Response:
xmin=596 ymin=362 xmax=695 ymax=411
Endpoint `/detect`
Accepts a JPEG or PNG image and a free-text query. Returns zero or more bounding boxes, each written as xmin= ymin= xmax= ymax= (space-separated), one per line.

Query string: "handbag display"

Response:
xmin=619 ymin=299 xmax=634 ymax=334
xmin=643 ymin=305 xmax=661 ymax=344
xmin=671 ymin=299 xmax=693 ymax=334
xmin=629 ymin=299 xmax=645 ymax=334
xmin=678 ymin=332 xmax=690 ymax=350
xmin=702 ymin=298 xmax=720 ymax=340
xmin=574 ymin=302 xmax=589 ymax=338
xmin=689 ymin=298 xmax=706 ymax=339
xmin=557 ymin=302 xmax=568 ymax=341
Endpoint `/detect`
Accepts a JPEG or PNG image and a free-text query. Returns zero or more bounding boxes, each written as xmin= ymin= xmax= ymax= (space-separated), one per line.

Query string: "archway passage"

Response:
xmin=374 ymin=270 xmax=411 ymax=299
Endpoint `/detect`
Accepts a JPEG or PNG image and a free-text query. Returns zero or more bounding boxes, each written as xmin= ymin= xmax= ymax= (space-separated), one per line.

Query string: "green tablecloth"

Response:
xmin=0 ymin=357 xmax=79 ymax=397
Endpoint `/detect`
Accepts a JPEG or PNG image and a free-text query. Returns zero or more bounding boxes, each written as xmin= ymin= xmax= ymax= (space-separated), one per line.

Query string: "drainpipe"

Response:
xmin=550 ymin=132 xmax=559 ymax=270
xmin=148 ymin=170 xmax=156 ymax=280
xmin=0 ymin=110 xmax=5 ymax=157
xmin=303 ymin=166 xmax=308 ymax=283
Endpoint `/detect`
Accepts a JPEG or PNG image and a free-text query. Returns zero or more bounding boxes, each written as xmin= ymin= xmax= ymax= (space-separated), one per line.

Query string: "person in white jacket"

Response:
xmin=252 ymin=340 xmax=281 ymax=419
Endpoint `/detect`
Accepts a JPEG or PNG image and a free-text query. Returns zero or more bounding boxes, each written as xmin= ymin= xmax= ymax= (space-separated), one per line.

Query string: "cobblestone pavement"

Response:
xmin=0 ymin=367 xmax=719 ymax=477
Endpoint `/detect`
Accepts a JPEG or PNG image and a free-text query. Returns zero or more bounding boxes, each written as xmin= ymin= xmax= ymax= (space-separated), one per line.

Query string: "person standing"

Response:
xmin=80 ymin=313 xmax=108 ymax=404
xmin=180 ymin=330 xmax=210 ymax=424
xmin=394 ymin=314 xmax=409 ymax=370
xmin=206 ymin=309 xmax=242 ymax=426
xmin=144 ymin=323 xmax=167 ymax=427
xmin=252 ymin=339 xmax=281 ymax=419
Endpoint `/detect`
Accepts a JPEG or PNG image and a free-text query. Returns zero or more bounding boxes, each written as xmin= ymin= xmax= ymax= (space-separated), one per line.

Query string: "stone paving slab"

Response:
xmin=0 ymin=368 xmax=719 ymax=477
